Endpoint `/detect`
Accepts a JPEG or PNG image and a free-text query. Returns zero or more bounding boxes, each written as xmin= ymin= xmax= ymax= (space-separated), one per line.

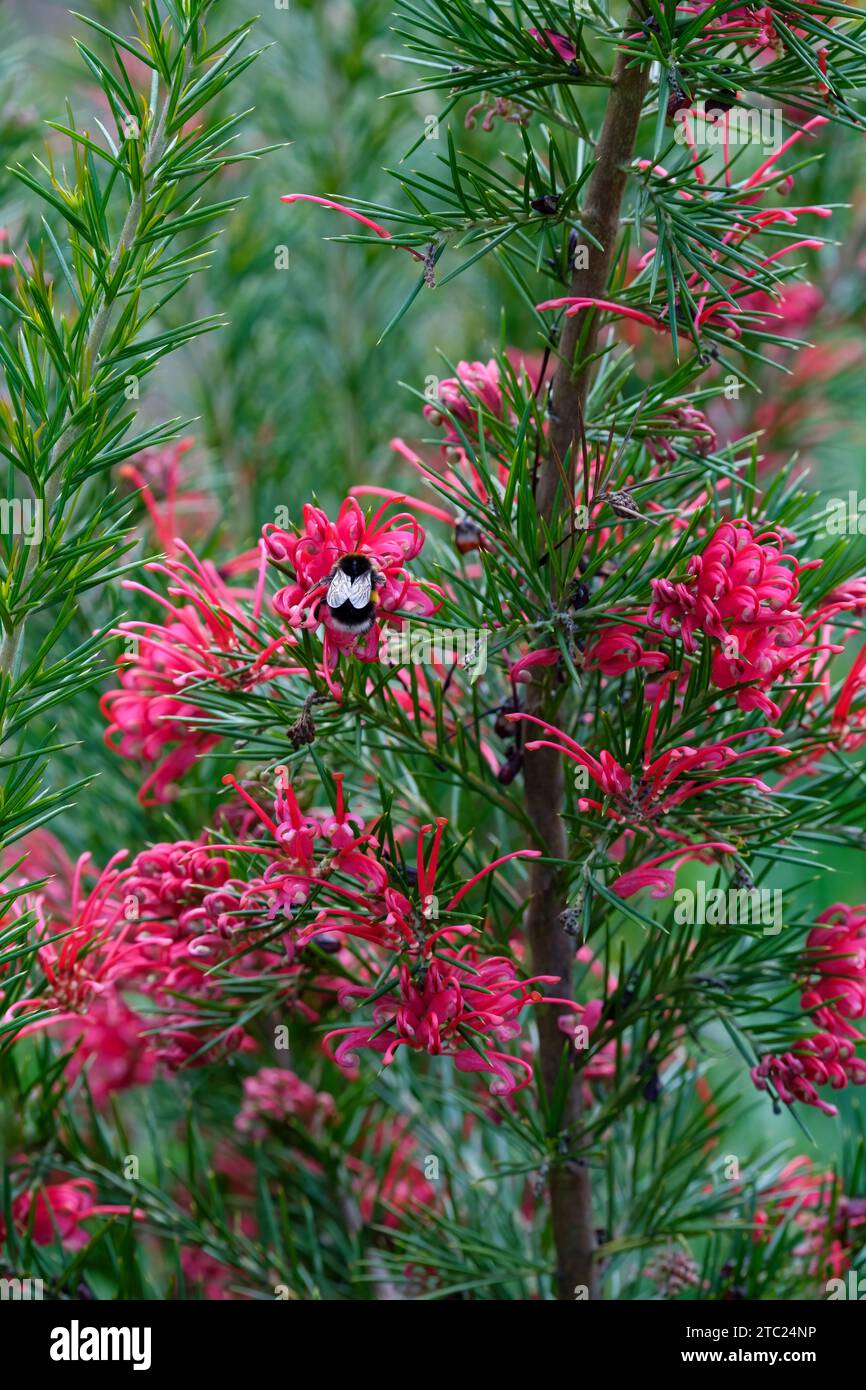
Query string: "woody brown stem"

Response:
xmin=526 ymin=45 xmax=649 ymax=1302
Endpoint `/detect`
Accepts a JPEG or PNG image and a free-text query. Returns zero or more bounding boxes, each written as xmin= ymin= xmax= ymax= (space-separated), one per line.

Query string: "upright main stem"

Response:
xmin=526 ymin=47 xmax=649 ymax=1302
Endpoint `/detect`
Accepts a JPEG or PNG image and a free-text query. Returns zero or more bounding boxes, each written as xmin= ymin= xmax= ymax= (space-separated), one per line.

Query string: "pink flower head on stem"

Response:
xmin=264 ymin=496 xmax=439 ymax=695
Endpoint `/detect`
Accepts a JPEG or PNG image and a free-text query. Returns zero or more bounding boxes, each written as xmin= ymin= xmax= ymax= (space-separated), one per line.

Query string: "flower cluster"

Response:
xmin=510 ymin=703 xmax=778 ymax=848
xmin=234 ymin=1066 xmax=335 ymax=1140
xmin=537 ymin=117 xmax=832 ymax=348
xmin=102 ymin=542 xmax=296 ymax=803
xmin=0 ymin=1176 xmax=142 ymax=1249
xmin=422 ymin=358 xmax=507 ymax=459
xmin=327 ymin=949 xmax=563 ymax=1096
xmin=3 ymin=776 xmax=551 ymax=1101
xmin=756 ymin=1156 xmax=866 ymax=1279
xmin=647 ymin=519 xmax=822 ymax=719
xmin=752 ymin=904 xmax=866 ymax=1115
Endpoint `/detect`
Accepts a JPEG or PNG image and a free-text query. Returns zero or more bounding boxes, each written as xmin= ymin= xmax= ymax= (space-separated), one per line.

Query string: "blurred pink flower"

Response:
xmin=234 ymin=1067 xmax=335 ymax=1140
xmin=1 ymin=1179 xmax=142 ymax=1249
xmin=102 ymin=541 xmax=297 ymax=803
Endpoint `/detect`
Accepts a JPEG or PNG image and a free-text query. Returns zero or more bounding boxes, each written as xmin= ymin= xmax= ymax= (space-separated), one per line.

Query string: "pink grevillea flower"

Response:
xmin=828 ymin=641 xmax=866 ymax=752
xmin=263 ymin=496 xmax=439 ymax=695
xmin=351 ymin=1117 xmax=438 ymax=1227
xmin=57 ymin=994 xmax=156 ymax=1107
xmin=751 ymin=1033 xmax=864 ymax=1117
xmin=737 ymin=281 xmax=824 ymax=336
xmin=1 ymin=851 xmax=162 ymax=1102
xmin=179 ymin=1210 xmax=259 ymax=1299
xmin=296 ymin=815 xmax=538 ymax=957
xmin=0 ymin=1179 xmax=143 ymax=1249
xmin=550 ymin=120 xmax=831 ymax=345
xmin=4 ymin=850 xmax=144 ymax=1031
xmin=409 ymin=355 xmax=532 ymax=523
xmin=610 ymin=841 xmax=736 ymax=900
xmin=645 ymin=400 xmax=717 ymax=464
xmin=508 ymin=701 xmax=785 ymax=834
xmin=752 ymin=903 xmax=866 ymax=1116
xmin=280 ymin=193 xmax=424 ymax=260
xmin=6 ymin=822 xmax=291 ymax=1082
xmin=647 ymin=519 xmax=823 ymax=719
xmin=326 ymin=949 xmax=575 ymax=1096
xmin=1 ymin=827 xmax=77 ymax=917
xmin=423 ymin=358 xmax=508 ymax=451
xmin=222 ymin=769 xmax=388 ymax=929
xmin=582 ymin=620 xmax=669 ymax=677
xmin=556 ymin=994 xmax=629 ymax=1107
xmin=756 ymin=1157 xmax=832 ymax=1225
xmin=528 ymin=28 xmax=578 ymax=63
xmin=823 ymin=575 xmax=866 ymax=616
xmin=677 ymin=2 xmax=790 ymax=54
xmin=179 ymin=1246 xmax=246 ymax=1300
xmin=755 ymin=1158 xmax=866 ymax=1280
xmin=7 ymin=775 xmax=398 ymax=1086
xmin=119 ymin=437 xmax=218 ymax=555
xmin=101 ymin=541 xmax=297 ymax=804
xmin=110 ymin=778 xmax=387 ymax=1069
xmin=234 ymin=1067 xmax=335 ymax=1140
xmin=801 ymin=904 xmax=866 ymax=1031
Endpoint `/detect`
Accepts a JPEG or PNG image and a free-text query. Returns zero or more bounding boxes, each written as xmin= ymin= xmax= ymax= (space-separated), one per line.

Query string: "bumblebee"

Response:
xmin=322 ymin=553 xmax=384 ymax=634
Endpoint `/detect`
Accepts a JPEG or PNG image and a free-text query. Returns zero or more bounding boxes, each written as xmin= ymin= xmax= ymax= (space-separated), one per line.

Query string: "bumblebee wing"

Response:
xmin=326 ymin=569 xmax=353 ymax=608
xmin=347 ymin=572 xmax=373 ymax=608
